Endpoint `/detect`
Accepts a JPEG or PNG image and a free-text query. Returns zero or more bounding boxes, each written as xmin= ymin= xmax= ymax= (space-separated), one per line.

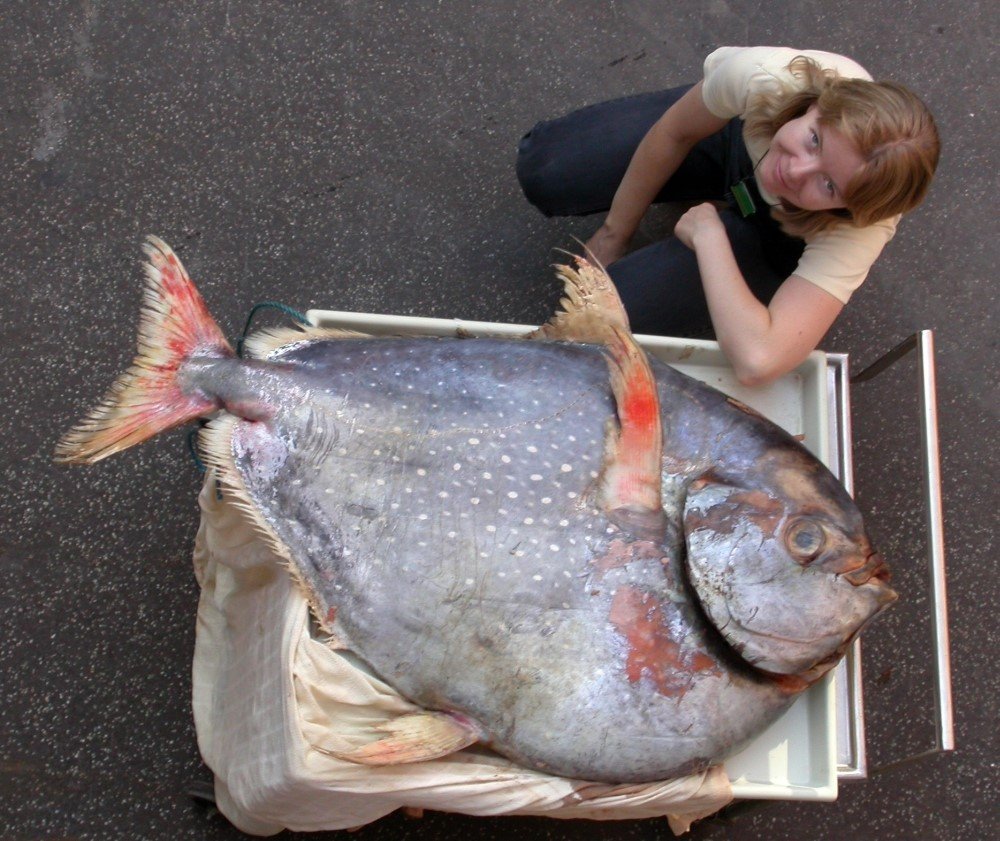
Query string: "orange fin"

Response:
xmin=333 ymin=712 xmax=480 ymax=766
xmin=531 ymin=256 xmax=664 ymax=530
xmin=598 ymin=324 xmax=665 ymax=531
xmin=54 ymin=236 xmax=233 ymax=464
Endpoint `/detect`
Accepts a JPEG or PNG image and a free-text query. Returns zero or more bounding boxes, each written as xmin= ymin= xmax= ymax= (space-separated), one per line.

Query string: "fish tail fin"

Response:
xmin=54 ymin=236 xmax=234 ymax=465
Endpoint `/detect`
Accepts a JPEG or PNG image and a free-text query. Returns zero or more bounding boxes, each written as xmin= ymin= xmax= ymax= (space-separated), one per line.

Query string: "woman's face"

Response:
xmin=758 ymin=105 xmax=866 ymax=212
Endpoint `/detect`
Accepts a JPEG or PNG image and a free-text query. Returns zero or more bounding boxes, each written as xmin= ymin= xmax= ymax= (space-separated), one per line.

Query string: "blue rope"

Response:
xmin=187 ymin=427 xmax=207 ymax=474
xmin=236 ymin=301 xmax=309 ymax=358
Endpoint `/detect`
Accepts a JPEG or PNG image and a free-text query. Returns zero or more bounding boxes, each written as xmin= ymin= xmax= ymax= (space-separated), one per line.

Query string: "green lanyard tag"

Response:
xmin=731 ymin=180 xmax=756 ymax=217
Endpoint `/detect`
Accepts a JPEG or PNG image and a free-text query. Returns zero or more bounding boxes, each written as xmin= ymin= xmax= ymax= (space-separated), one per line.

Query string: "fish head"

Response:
xmin=682 ymin=448 xmax=897 ymax=678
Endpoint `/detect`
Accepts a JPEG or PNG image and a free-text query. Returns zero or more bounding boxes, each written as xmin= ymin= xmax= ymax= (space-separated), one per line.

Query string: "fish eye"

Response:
xmin=785 ymin=518 xmax=826 ymax=563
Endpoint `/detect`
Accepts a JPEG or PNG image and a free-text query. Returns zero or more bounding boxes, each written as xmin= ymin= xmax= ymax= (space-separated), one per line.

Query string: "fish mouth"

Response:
xmin=841 ymin=551 xmax=891 ymax=587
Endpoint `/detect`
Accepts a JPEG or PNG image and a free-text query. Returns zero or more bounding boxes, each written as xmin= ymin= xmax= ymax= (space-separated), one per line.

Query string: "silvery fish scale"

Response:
xmin=220 ymin=336 xmax=792 ymax=782
xmin=57 ymin=241 xmax=893 ymax=787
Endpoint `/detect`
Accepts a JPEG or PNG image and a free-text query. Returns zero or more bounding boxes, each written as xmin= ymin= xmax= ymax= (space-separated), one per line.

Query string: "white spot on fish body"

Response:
xmin=561 ymin=465 xmax=572 ymax=473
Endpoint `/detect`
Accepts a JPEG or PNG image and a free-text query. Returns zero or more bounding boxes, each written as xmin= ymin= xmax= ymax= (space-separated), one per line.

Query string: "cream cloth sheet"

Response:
xmin=190 ymin=476 xmax=734 ymax=835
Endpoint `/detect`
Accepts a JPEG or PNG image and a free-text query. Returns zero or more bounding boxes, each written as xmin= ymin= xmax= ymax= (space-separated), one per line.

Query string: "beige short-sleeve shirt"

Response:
xmin=701 ymin=46 xmax=898 ymax=304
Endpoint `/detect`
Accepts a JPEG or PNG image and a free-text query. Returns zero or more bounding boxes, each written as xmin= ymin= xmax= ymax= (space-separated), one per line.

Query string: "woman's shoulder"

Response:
xmin=804 ymin=214 xmax=900 ymax=246
xmin=795 ymin=216 xmax=901 ymax=303
xmin=704 ymin=46 xmax=873 ymax=83
xmin=701 ymin=46 xmax=873 ymax=118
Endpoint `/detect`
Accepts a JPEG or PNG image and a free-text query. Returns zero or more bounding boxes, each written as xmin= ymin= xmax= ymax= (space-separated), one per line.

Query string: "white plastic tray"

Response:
xmin=306 ymin=309 xmax=838 ymax=801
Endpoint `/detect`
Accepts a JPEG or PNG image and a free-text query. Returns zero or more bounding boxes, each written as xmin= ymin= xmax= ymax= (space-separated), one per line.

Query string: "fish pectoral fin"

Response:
xmin=527 ymin=255 xmax=666 ymax=527
xmin=333 ymin=711 xmax=480 ymax=766
xmin=597 ymin=324 xmax=665 ymax=526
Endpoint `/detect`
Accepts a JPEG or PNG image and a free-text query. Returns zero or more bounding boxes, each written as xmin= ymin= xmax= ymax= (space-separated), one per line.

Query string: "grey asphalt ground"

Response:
xmin=2 ymin=2 xmax=996 ymax=839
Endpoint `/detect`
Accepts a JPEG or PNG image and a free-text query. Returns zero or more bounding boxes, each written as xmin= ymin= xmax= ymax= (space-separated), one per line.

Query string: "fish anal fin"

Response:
xmin=334 ymin=712 xmax=480 ymax=766
xmin=529 ymin=255 xmax=629 ymax=343
xmin=598 ymin=324 xmax=665 ymax=528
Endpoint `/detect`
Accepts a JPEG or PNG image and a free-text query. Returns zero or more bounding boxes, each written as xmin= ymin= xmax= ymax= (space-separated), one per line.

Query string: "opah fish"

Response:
xmin=56 ymin=238 xmax=896 ymax=782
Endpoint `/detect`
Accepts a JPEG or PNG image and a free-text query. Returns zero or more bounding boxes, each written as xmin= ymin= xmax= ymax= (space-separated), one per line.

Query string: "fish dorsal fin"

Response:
xmin=535 ymin=257 xmax=666 ymax=532
xmin=242 ymin=324 xmax=371 ymax=360
xmin=529 ymin=254 xmax=630 ymax=343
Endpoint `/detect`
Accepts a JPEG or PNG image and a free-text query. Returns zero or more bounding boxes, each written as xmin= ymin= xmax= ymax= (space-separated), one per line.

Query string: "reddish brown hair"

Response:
xmin=745 ymin=57 xmax=940 ymax=237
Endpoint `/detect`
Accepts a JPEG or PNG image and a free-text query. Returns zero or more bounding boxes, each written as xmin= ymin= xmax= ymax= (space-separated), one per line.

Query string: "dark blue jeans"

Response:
xmin=516 ymin=85 xmax=805 ymax=336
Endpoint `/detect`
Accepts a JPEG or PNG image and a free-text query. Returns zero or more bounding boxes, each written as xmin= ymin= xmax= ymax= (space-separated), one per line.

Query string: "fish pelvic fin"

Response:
xmin=529 ymin=254 xmax=630 ymax=343
xmin=54 ymin=236 xmax=233 ymax=464
xmin=327 ymin=712 xmax=481 ymax=766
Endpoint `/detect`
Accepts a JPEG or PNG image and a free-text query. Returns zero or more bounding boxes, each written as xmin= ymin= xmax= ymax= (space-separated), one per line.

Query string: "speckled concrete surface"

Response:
xmin=2 ymin=2 xmax=996 ymax=839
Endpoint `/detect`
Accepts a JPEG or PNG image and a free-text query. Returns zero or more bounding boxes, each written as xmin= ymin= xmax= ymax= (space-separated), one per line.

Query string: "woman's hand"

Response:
xmin=583 ymin=224 xmax=630 ymax=268
xmin=674 ymin=202 xmax=727 ymax=251
xmin=676 ymin=203 xmax=845 ymax=386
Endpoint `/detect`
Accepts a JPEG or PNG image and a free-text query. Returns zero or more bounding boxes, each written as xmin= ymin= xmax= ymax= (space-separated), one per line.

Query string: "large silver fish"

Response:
xmin=56 ymin=238 xmax=896 ymax=783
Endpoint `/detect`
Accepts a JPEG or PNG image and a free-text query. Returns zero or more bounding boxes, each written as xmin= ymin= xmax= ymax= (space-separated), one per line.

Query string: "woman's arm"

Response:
xmin=585 ymin=82 xmax=729 ymax=267
xmin=676 ymin=203 xmax=843 ymax=386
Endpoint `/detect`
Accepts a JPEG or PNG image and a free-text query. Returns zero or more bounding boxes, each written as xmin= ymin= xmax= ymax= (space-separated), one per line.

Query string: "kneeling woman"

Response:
xmin=517 ymin=46 xmax=939 ymax=386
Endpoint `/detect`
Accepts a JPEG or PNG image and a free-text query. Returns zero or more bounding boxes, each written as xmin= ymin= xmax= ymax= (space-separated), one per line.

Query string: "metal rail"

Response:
xmin=827 ymin=354 xmax=869 ymax=780
xmin=850 ymin=330 xmax=955 ymax=772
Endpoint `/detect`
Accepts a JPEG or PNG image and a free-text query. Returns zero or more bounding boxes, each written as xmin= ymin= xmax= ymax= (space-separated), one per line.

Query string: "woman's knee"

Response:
xmin=517 ymin=87 xmax=694 ymax=218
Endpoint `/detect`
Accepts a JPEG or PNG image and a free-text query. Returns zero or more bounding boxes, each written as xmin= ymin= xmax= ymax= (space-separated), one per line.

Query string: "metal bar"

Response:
xmin=828 ymin=354 xmax=869 ymax=780
xmin=916 ymin=331 xmax=955 ymax=753
xmin=850 ymin=330 xmax=955 ymax=773
xmin=850 ymin=334 xmax=918 ymax=383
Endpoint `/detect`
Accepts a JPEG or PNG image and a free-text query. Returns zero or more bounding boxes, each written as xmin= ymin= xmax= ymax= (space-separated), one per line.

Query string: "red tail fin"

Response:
xmin=54 ymin=236 xmax=234 ymax=464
